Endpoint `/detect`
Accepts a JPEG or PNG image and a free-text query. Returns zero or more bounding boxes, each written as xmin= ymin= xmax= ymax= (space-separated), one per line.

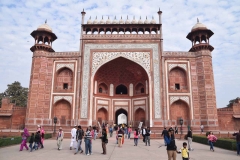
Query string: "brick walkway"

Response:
xmin=0 ymin=134 xmax=238 ymax=160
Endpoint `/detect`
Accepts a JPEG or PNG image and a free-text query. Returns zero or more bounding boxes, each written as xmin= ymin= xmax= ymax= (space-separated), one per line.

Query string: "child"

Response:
xmin=34 ymin=131 xmax=40 ymax=150
xmin=29 ymin=133 xmax=34 ymax=152
xmin=177 ymin=142 xmax=189 ymax=160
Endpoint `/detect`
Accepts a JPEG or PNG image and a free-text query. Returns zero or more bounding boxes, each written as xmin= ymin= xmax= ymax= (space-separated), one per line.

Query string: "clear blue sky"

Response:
xmin=0 ymin=0 xmax=239 ymax=108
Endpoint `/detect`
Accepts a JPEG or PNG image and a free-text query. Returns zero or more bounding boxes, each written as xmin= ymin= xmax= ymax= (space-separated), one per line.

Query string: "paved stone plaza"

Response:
xmin=0 ymin=134 xmax=238 ymax=160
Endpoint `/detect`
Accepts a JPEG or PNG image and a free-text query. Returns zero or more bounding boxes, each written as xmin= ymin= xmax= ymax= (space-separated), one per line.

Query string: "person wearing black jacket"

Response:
xmin=145 ymin=127 xmax=151 ymax=146
xmin=29 ymin=133 xmax=34 ymax=152
xmin=74 ymin=125 xmax=84 ymax=154
xmin=34 ymin=131 xmax=40 ymax=150
xmin=187 ymin=129 xmax=193 ymax=151
xmin=233 ymin=130 xmax=240 ymax=156
xmin=101 ymin=128 xmax=107 ymax=155
xmin=161 ymin=127 xmax=168 ymax=146
xmin=164 ymin=128 xmax=177 ymax=160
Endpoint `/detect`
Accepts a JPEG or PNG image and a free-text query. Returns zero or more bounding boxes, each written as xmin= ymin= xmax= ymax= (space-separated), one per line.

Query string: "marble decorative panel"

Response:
xmin=81 ymin=44 xmax=161 ymax=118
xmin=56 ymin=63 xmax=74 ymax=72
xmin=170 ymin=96 xmax=189 ymax=105
xmin=53 ymin=96 xmax=72 ymax=105
xmin=168 ymin=64 xmax=187 ymax=71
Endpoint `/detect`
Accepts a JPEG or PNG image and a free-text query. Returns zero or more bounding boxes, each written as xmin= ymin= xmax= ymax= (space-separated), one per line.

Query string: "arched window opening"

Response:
xmin=141 ymin=88 xmax=144 ymax=93
xmin=98 ymin=83 xmax=108 ymax=94
xmin=116 ymin=84 xmax=128 ymax=94
xmin=135 ymin=83 xmax=145 ymax=94
xmin=38 ymin=36 xmax=43 ymax=44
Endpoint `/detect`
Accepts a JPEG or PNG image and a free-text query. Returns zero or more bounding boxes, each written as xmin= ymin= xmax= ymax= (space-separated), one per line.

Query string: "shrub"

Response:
xmin=192 ymin=135 xmax=237 ymax=150
xmin=0 ymin=133 xmax=52 ymax=148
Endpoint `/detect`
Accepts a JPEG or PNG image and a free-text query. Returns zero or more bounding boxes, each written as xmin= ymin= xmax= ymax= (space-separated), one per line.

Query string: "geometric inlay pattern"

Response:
xmin=92 ymin=52 xmax=150 ymax=76
xmin=115 ymin=106 xmax=128 ymax=112
xmin=53 ymin=96 xmax=72 ymax=105
xmin=81 ymin=43 xmax=161 ymax=119
xmin=56 ymin=63 xmax=74 ymax=72
xmin=97 ymin=105 xmax=108 ymax=111
xmin=168 ymin=64 xmax=187 ymax=71
xmin=134 ymin=106 xmax=146 ymax=112
xmin=169 ymin=96 xmax=189 ymax=105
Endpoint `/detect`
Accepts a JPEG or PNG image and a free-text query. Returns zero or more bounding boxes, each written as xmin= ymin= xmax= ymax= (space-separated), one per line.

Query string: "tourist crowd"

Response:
xmin=19 ymin=124 xmax=240 ymax=159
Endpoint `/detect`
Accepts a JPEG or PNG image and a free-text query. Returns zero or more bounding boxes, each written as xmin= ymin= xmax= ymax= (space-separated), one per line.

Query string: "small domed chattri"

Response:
xmin=112 ymin=16 xmax=118 ymax=24
xmin=144 ymin=16 xmax=149 ymax=24
xmin=125 ymin=15 xmax=131 ymax=24
xmin=37 ymin=20 xmax=52 ymax=32
xmin=131 ymin=16 xmax=137 ymax=24
xmin=191 ymin=18 xmax=207 ymax=31
xmin=106 ymin=16 xmax=111 ymax=24
xmin=100 ymin=16 xmax=105 ymax=24
xmin=119 ymin=16 xmax=124 ymax=24
xmin=93 ymin=16 xmax=98 ymax=24
xmin=150 ymin=16 xmax=156 ymax=24
xmin=87 ymin=16 xmax=92 ymax=24
xmin=138 ymin=16 xmax=143 ymax=24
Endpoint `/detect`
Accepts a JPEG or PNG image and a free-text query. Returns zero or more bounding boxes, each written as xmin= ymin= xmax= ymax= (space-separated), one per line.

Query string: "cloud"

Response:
xmin=0 ymin=0 xmax=239 ymax=108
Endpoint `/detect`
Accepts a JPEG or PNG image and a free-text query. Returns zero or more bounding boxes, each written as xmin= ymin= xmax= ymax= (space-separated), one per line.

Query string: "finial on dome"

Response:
xmin=83 ymin=8 xmax=84 ymax=12
xmin=45 ymin=19 xmax=47 ymax=24
xmin=102 ymin=15 xmax=103 ymax=19
xmin=114 ymin=16 xmax=116 ymax=19
xmin=146 ymin=16 xmax=147 ymax=19
xmin=121 ymin=16 xmax=122 ymax=19
xmin=89 ymin=16 xmax=91 ymax=19
xmin=159 ymin=8 xmax=160 ymax=11
xmin=140 ymin=16 xmax=141 ymax=19
xmin=197 ymin=18 xmax=199 ymax=23
xmin=127 ymin=15 xmax=128 ymax=19
xmin=95 ymin=16 xmax=97 ymax=19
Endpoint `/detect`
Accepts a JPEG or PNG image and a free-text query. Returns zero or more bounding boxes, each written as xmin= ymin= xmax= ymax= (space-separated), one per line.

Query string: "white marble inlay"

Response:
xmin=134 ymin=100 xmax=145 ymax=105
xmin=170 ymin=96 xmax=189 ymax=105
xmin=56 ymin=63 xmax=74 ymax=72
xmin=53 ymin=96 xmax=72 ymax=104
xmin=97 ymin=100 xmax=109 ymax=105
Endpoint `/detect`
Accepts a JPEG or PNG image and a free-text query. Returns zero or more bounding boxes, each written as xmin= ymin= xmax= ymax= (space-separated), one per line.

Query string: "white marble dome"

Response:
xmin=138 ymin=17 xmax=143 ymax=24
xmin=37 ymin=23 xmax=52 ymax=32
xmin=100 ymin=16 xmax=105 ymax=24
xmin=119 ymin=16 xmax=124 ymax=24
xmin=131 ymin=16 xmax=137 ymax=24
xmin=150 ymin=16 xmax=156 ymax=24
xmin=93 ymin=16 xmax=98 ymax=24
xmin=106 ymin=16 xmax=111 ymax=24
xmin=125 ymin=16 xmax=131 ymax=24
xmin=144 ymin=17 xmax=149 ymax=24
xmin=87 ymin=16 xmax=93 ymax=24
xmin=112 ymin=16 xmax=118 ymax=24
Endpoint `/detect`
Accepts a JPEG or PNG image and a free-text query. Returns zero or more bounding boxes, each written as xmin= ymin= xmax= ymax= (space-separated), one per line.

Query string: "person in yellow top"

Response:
xmin=177 ymin=142 xmax=189 ymax=160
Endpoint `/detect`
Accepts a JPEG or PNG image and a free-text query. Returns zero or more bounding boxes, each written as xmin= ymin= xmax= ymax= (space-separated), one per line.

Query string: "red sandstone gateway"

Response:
xmin=4 ymin=9 xmax=237 ymax=132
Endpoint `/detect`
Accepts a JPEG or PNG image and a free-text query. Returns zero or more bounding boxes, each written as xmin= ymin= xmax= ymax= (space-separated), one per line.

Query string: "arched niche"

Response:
xmin=97 ymin=108 xmax=108 ymax=124
xmin=52 ymin=99 xmax=71 ymax=125
xmin=169 ymin=67 xmax=188 ymax=91
xmin=135 ymin=83 xmax=145 ymax=95
xmin=55 ymin=67 xmax=73 ymax=91
xmin=98 ymin=82 xmax=108 ymax=94
xmin=170 ymin=100 xmax=190 ymax=125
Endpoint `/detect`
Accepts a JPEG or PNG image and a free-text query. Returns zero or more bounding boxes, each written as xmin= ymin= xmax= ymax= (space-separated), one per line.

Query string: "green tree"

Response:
xmin=0 ymin=81 xmax=28 ymax=107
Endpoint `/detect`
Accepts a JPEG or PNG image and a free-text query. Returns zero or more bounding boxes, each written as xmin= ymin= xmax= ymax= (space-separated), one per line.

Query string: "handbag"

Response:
xmin=105 ymin=139 xmax=108 ymax=143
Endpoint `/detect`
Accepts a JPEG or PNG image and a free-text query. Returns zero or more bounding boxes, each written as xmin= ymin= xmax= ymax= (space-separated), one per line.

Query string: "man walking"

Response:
xmin=70 ymin=125 xmax=77 ymax=150
xmin=233 ymin=130 xmax=240 ymax=156
xmin=74 ymin=125 xmax=84 ymax=154
xmin=187 ymin=129 xmax=193 ymax=151
xmin=161 ymin=127 xmax=168 ymax=146
xmin=142 ymin=126 xmax=146 ymax=143
xmin=200 ymin=124 xmax=204 ymax=133
xmin=57 ymin=127 xmax=64 ymax=150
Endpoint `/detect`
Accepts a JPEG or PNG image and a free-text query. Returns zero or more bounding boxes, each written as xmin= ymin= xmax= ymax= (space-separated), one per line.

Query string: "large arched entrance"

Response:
xmin=53 ymin=100 xmax=71 ymax=125
xmin=93 ymin=57 xmax=149 ymax=127
xmin=170 ymin=100 xmax=190 ymax=125
xmin=97 ymin=108 xmax=108 ymax=124
xmin=115 ymin=109 xmax=128 ymax=125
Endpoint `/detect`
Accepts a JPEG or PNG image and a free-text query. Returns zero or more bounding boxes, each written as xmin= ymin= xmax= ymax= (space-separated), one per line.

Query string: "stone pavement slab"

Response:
xmin=0 ymin=135 xmax=238 ymax=160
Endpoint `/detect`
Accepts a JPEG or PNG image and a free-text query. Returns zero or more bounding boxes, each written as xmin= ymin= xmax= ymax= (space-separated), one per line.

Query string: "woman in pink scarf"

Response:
xmin=40 ymin=126 xmax=45 ymax=148
xmin=19 ymin=128 xmax=30 ymax=151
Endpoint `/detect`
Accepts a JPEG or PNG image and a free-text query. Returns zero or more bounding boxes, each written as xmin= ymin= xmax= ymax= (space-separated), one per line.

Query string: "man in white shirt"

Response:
xmin=70 ymin=125 xmax=77 ymax=150
xmin=142 ymin=126 xmax=146 ymax=142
